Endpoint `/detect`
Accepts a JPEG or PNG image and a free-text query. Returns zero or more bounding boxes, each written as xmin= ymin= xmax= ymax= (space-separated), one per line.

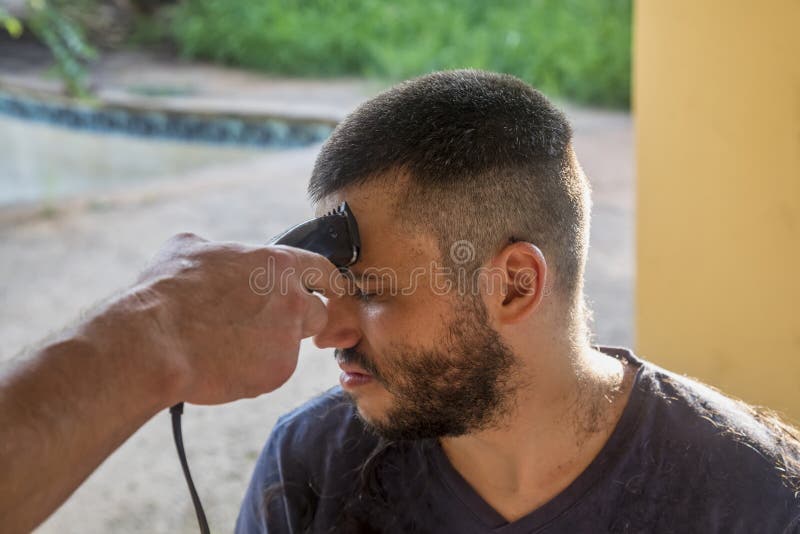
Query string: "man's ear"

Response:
xmin=485 ymin=242 xmax=548 ymax=325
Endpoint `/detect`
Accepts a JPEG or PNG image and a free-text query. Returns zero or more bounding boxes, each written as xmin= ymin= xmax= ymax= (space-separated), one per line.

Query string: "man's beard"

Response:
xmin=335 ymin=296 xmax=523 ymax=441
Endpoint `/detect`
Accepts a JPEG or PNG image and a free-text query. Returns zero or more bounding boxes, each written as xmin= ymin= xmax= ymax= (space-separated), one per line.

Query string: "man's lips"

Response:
xmin=337 ymin=362 xmax=372 ymax=376
xmin=337 ymin=361 xmax=375 ymax=389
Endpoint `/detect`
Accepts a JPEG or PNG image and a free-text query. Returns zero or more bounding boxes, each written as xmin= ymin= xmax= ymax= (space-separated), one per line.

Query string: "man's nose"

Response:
xmin=313 ymin=295 xmax=361 ymax=349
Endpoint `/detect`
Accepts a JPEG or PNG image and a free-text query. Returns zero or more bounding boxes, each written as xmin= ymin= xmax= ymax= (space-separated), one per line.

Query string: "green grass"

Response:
xmin=153 ymin=0 xmax=631 ymax=108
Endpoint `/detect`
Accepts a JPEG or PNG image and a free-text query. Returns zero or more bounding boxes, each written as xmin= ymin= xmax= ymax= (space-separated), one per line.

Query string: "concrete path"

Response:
xmin=0 ymin=51 xmax=633 ymax=533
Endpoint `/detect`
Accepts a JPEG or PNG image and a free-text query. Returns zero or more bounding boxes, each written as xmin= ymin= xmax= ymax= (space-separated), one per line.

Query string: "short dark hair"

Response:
xmin=309 ymin=69 xmax=591 ymax=300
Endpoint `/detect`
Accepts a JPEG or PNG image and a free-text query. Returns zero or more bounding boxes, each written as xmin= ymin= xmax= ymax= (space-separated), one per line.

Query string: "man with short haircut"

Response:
xmin=236 ymin=70 xmax=800 ymax=533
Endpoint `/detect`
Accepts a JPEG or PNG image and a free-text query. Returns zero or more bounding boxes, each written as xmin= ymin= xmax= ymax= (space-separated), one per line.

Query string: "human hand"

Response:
xmin=103 ymin=233 xmax=344 ymax=407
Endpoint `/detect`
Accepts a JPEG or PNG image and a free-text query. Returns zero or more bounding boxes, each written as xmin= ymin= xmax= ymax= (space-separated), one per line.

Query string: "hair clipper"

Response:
xmin=268 ymin=201 xmax=361 ymax=268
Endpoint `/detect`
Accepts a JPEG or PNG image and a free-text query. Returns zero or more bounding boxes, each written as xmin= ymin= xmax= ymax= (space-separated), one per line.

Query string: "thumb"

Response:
xmin=301 ymin=294 xmax=329 ymax=338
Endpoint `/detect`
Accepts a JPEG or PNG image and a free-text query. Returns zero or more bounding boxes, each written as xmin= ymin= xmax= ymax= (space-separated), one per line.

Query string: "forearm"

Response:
xmin=0 ymin=236 xmax=334 ymax=533
xmin=0 ymin=297 xmax=180 ymax=533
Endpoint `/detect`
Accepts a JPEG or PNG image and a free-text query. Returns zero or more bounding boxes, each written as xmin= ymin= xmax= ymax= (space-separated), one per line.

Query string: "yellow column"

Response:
xmin=634 ymin=1 xmax=800 ymax=422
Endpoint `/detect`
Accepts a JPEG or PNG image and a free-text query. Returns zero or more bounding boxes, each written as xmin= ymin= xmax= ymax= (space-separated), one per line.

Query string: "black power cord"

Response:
xmin=170 ymin=402 xmax=210 ymax=534
xmin=165 ymin=201 xmax=360 ymax=533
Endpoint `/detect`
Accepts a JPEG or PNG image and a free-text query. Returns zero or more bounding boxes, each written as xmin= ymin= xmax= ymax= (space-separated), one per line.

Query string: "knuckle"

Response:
xmin=169 ymin=232 xmax=204 ymax=244
xmin=160 ymin=233 xmax=206 ymax=262
xmin=267 ymin=247 xmax=296 ymax=272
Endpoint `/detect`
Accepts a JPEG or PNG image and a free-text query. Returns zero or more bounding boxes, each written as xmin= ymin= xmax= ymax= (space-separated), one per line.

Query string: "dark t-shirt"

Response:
xmin=236 ymin=347 xmax=800 ymax=533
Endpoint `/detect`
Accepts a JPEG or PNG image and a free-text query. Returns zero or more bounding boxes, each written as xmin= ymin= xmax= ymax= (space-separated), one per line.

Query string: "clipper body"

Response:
xmin=269 ymin=202 xmax=361 ymax=268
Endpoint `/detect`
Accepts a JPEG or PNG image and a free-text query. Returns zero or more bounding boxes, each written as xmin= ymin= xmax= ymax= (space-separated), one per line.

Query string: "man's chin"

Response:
xmin=347 ymin=394 xmax=444 ymax=441
xmin=342 ymin=384 xmax=473 ymax=441
xmin=342 ymin=385 xmax=391 ymax=424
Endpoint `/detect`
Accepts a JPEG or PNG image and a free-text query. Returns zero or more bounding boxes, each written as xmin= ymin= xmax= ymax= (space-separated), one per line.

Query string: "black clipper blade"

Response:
xmin=268 ymin=201 xmax=361 ymax=268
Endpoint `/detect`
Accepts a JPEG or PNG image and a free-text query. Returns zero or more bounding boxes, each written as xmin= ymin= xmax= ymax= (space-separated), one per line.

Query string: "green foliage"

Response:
xmin=2 ymin=1 xmax=99 ymax=97
xmin=26 ymin=0 xmax=98 ymax=97
xmin=0 ymin=7 xmax=24 ymax=38
xmin=159 ymin=0 xmax=631 ymax=107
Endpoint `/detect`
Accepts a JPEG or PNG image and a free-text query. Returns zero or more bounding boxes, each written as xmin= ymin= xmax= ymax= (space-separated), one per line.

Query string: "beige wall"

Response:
xmin=634 ymin=1 xmax=800 ymax=422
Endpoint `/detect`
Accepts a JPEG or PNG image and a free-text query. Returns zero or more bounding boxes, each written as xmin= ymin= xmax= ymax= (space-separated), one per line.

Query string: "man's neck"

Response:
xmin=437 ymin=344 xmax=635 ymax=522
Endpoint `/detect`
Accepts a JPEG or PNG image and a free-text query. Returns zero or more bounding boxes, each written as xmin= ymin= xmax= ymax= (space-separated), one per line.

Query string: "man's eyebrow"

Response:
xmin=346 ymin=268 xmax=389 ymax=283
xmin=344 ymin=268 xmax=366 ymax=282
xmin=347 ymin=269 xmax=372 ymax=281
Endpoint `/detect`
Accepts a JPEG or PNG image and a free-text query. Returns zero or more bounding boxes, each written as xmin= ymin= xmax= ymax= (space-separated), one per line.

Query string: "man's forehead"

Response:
xmin=312 ymin=168 xmax=411 ymax=215
xmin=314 ymin=184 xmax=439 ymax=276
xmin=314 ymin=180 xmax=391 ymax=214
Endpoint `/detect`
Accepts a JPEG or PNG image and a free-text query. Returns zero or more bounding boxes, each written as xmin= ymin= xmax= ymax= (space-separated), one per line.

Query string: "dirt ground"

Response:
xmin=0 ymin=58 xmax=633 ymax=533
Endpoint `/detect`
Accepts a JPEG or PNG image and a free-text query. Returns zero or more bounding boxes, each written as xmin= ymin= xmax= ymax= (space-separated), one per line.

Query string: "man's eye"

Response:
xmin=356 ymin=288 xmax=378 ymax=302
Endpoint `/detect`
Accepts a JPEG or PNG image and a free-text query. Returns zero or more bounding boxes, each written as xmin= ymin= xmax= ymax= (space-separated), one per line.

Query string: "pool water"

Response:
xmin=0 ymin=114 xmax=266 ymax=207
